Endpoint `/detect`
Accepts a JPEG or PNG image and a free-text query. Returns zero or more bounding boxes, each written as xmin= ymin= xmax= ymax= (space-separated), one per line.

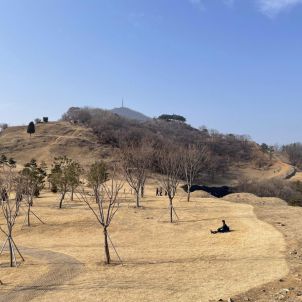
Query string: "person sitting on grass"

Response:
xmin=211 ymin=220 xmax=230 ymax=234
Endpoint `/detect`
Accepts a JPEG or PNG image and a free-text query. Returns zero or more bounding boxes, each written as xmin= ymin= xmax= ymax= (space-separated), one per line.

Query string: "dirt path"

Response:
xmin=32 ymin=134 xmax=96 ymax=145
xmin=226 ymin=201 xmax=302 ymax=301
xmin=0 ymin=247 xmax=84 ymax=302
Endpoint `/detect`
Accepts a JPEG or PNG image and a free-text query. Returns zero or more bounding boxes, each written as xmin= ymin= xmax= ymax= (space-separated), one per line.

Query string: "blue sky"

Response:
xmin=0 ymin=0 xmax=302 ymax=144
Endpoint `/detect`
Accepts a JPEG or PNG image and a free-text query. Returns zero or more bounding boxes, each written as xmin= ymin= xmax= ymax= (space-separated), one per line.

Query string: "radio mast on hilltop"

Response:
xmin=122 ymin=98 xmax=124 ymax=108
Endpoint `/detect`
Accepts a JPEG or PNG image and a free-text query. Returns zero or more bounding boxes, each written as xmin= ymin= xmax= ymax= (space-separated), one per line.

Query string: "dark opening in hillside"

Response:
xmin=182 ymin=184 xmax=234 ymax=198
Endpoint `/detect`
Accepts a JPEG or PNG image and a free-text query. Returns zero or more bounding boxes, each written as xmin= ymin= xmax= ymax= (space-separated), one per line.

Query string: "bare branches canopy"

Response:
xmin=120 ymin=143 xmax=151 ymax=207
xmin=77 ymin=163 xmax=123 ymax=264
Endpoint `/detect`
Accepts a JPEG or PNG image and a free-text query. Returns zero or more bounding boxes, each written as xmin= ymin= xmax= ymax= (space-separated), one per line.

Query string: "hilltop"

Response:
xmin=110 ymin=106 xmax=151 ymax=122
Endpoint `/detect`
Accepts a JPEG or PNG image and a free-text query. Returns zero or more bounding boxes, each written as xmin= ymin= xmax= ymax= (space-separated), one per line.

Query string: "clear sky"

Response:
xmin=0 ymin=0 xmax=301 ymax=145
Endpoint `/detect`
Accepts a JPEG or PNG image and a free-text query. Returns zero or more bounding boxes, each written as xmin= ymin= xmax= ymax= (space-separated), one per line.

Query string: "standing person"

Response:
xmin=156 ymin=187 xmax=159 ymax=196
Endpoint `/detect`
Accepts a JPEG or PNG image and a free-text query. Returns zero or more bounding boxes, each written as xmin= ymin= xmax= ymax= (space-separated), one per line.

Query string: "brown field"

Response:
xmin=0 ymin=184 xmax=289 ymax=302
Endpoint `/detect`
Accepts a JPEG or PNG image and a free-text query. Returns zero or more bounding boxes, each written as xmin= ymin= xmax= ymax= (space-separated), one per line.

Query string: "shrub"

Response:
xmin=158 ymin=114 xmax=186 ymax=123
xmin=237 ymin=178 xmax=302 ymax=206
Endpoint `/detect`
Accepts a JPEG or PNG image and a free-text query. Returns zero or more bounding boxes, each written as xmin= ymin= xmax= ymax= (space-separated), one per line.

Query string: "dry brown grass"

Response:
xmin=224 ymin=192 xmax=287 ymax=207
xmin=0 ymin=122 xmax=110 ymax=166
xmin=226 ymin=160 xmax=295 ymax=187
xmin=289 ymin=171 xmax=302 ymax=182
xmin=0 ymin=183 xmax=288 ymax=302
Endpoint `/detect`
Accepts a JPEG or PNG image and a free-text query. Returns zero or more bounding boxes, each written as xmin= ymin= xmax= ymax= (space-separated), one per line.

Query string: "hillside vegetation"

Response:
xmin=61 ymin=107 xmax=290 ymax=184
xmin=0 ymin=106 xmax=295 ymax=185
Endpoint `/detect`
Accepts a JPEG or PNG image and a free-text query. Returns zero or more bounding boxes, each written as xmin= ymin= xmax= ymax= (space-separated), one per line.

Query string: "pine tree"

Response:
xmin=27 ymin=121 xmax=35 ymax=137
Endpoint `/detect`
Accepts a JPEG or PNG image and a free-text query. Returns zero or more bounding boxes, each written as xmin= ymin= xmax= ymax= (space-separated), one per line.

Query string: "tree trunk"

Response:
xmin=8 ymin=236 xmax=13 ymax=267
xmin=169 ymin=198 xmax=173 ymax=223
xmin=71 ymin=187 xmax=74 ymax=201
xmin=103 ymin=228 xmax=111 ymax=264
xmin=27 ymin=204 xmax=31 ymax=227
xmin=187 ymin=190 xmax=191 ymax=202
xmin=59 ymin=191 xmax=65 ymax=208
xmin=94 ymin=187 xmax=99 ymax=203
xmin=136 ymin=191 xmax=140 ymax=208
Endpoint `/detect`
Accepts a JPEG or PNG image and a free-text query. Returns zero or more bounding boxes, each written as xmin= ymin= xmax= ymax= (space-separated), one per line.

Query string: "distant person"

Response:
xmin=1 ymin=189 xmax=8 ymax=201
xmin=159 ymin=187 xmax=163 ymax=196
xmin=211 ymin=220 xmax=230 ymax=234
xmin=156 ymin=187 xmax=159 ymax=196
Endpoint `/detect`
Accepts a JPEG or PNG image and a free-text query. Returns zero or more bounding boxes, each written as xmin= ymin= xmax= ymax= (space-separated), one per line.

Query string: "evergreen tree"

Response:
xmin=27 ymin=121 xmax=35 ymax=137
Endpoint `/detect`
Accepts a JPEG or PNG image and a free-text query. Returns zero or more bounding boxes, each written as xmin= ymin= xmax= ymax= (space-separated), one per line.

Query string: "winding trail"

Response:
xmin=0 ymin=247 xmax=84 ymax=302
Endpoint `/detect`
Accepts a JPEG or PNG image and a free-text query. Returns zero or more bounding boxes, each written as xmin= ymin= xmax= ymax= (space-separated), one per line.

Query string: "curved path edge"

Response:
xmin=224 ymin=200 xmax=292 ymax=301
xmin=0 ymin=247 xmax=84 ymax=302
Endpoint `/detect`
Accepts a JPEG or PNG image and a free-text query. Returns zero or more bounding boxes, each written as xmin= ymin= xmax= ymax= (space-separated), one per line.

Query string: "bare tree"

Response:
xmin=0 ymin=196 xmax=24 ymax=267
xmin=121 ymin=144 xmax=151 ymax=207
xmin=0 ymin=159 xmax=24 ymax=267
xmin=182 ymin=145 xmax=208 ymax=202
xmin=76 ymin=164 xmax=123 ymax=264
xmin=18 ymin=177 xmax=45 ymax=227
xmin=157 ymin=145 xmax=182 ymax=223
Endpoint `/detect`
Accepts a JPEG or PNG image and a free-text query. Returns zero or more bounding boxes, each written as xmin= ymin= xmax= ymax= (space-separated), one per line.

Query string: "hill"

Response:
xmin=0 ymin=121 xmax=111 ymax=166
xmin=0 ymin=108 xmax=295 ymax=185
xmin=110 ymin=106 xmax=151 ymax=122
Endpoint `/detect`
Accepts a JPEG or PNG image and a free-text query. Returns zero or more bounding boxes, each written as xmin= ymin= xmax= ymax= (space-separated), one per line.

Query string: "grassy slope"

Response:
xmin=0 ymin=122 xmax=111 ymax=167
